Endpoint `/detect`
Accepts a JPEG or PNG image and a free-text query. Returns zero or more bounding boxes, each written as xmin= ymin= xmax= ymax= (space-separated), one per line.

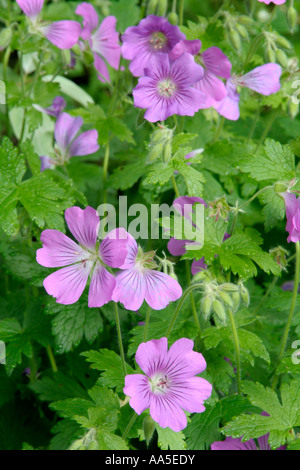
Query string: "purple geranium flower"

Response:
xmin=33 ymin=96 xmax=66 ymax=118
xmin=213 ymin=64 xmax=282 ymax=120
xmin=211 ymin=435 xmax=286 ymax=450
xmin=76 ymin=2 xmax=121 ymax=82
xmin=36 ymin=206 xmax=132 ymax=307
xmin=40 ymin=112 xmax=99 ymax=170
xmin=111 ymin=234 xmax=182 ymax=311
xmin=121 ymin=15 xmax=185 ymax=77
xmin=170 ymin=39 xmax=232 ymax=105
xmin=16 ymin=0 xmax=81 ymax=49
xmin=281 ymin=192 xmax=300 ymax=243
xmin=123 ymin=337 xmax=212 ymax=431
xmin=132 ymin=52 xmax=207 ymax=122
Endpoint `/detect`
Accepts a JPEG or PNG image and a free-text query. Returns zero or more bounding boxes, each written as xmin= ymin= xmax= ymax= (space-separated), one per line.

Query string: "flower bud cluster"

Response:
xmin=147 ymin=125 xmax=174 ymax=163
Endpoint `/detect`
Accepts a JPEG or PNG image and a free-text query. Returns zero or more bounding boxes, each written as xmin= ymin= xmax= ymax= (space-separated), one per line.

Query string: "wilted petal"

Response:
xmin=36 ymin=229 xmax=89 ymax=267
xmin=64 ymin=206 xmax=100 ymax=251
xmin=40 ymin=20 xmax=82 ymax=50
xmin=69 ymin=130 xmax=99 ymax=157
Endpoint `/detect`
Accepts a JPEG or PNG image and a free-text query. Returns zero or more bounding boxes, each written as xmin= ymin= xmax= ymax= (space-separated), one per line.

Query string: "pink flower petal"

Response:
xmin=195 ymin=70 xmax=227 ymax=102
xmin=212 ymin=79 xmax=240 ymax=121
xmin=69 ymin=130 xmax=99 ymax=157
xmin=112 ymin=268 xmax=145 ymax=311
xmin=167 ymin=337 xmax=207 ymax=376
xmin=202 ymin=46 xmax=232 ymax=79
xmin=93 ymin=52 xmax=110 ymax=83
xmin=64 ymin=206 xmax=100 ymax=251
xmin=40 ymin=21 xmax=82 ymax=50
xmin=92 ymin=16 xmax=121 ymax=70
xmin=36 ymin=229 xmax=89 ymax=267
xmin=170 ymin=376 xmax=212 ymax=414
xmin=191 ymin=258 xmax=207 ymax=275
xmin=150 ymin=395 xmax=188 ymax=431
xmin=54 ymin=113 xmax=83 ymax=153
xmin=144 ymin=270 xmax=182 ymax=310
xmin=16 ymin=0 xmax=44 ymax=19
xmin=167 ymin=238 xmax=188 ymax=256
xmin=123 ymin=374 xmax=151 ymax=415
xmin=88 ymin=262 xmax=116 ymax=307
xmin=100 ymin=228 xmax=134 ymax=268
xmin=76 ymin=2 xmax=98 ymax=40
xmin=239 ymin=63 xmax=282 ymax=95
xmin=169 ymin=39 xmax=201 ymax=60
xmin=43 ymin=261 xmax=92 ymax=304
xmin=135 ymin=337 xmax=169 ymax=375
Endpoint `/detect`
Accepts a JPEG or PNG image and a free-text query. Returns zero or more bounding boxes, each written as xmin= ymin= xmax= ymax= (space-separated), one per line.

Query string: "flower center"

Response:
xmin=149 ymin=31 xmax=167 ymax=51
xmin=136 ymin=247 xmax=157 ymax=270
xmin=149 ymin=373 xmax=170 ymax=395
xmin=157 ymin=79 xmax=176 ymax=98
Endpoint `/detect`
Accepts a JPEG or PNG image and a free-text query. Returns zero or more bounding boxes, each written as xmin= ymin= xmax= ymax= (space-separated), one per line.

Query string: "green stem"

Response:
xmin=171 ymin=174 xmax=180 ymax=199
xmin=253 ymin=276 xmax=278 ymax=317
xmin=179 ymin=0 xmax=185 ymax=25
xmin=166 ymin=283 xmax=204 ymax=337
xmin=247 ymin=108 xmax=260 ymax=143
xmin=143 ymin=306 xmax=152 ymax=342
xmin=255 ymin=108 xmax=279 ymax=152
xmin=122 ymin=412 xmax=138 ymax=440
xmin=227 ymin=308 xmax=241 ymax=394
xmin=46 ymin=345 xmax=58 ymax=373
xmin=185 ymin=260 xmax=201 ymax=336
xmin=272 ymin=241 xmax=300 ymax=389
xmin=230 ymin=185 xmax=272 ymax=235
xmin=213 ymin=116 xmax=225 ymax=142
xmin=102 ymin=142 xmax=110 ymax=204
xmin=114 ymin=302 xmax=127 ymax=377
xmin=172 ymin=0 xmax=178 ymax=13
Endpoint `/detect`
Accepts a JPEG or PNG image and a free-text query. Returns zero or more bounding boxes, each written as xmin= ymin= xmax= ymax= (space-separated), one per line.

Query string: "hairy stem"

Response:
xmin=228 ymin=308 xmax=241 ymax=394
xmin=114 ymin=302 xmax=127 ymax=377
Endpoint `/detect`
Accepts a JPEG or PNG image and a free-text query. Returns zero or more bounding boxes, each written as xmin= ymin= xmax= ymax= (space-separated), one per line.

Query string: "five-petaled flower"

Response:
xmin=281 ymin=192 xmax=300 ymax=243
xmin=36 ymin=206 xmax=132 ymax=307
xmin=124 ymin=337 xmax=212 ymax=431
xmin=121 ymin=15 xmax=185 ymax=77
xmin=132 ymin=52 xmax=207 ymax=122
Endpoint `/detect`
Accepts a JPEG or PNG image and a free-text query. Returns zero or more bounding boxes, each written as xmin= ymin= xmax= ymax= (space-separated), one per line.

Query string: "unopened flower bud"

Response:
xmin=209 ymin=196 xmax=231 ymax=221
xmin=240 ymin=285 xmax=250 ymax=307
xmin=157 ymin=0 xmax=168 ymax=16
xmin=168 ymin=12 xmax=179 ymax=25
xmin=274 ymin=35 xmax=291 ymax=50
xmin=266 ymin=46 xmax=276 ymax=63
xmin=232 ymin=291 xmax=241 ymax=312
xmin=201 ymin=296 xmax=212 ymax=319
xmin=163 ymin=142 xmax=172 ymax=163
xmin=273 ymin=182 xmax=290 ymax=194
xmin=83 ymin=50 xmax=95 ymax=65
xmin=218 ymin=290 xmax=233 ymax=308
xmin=229 ymin=29 xmax=241 ymax=52
xmin=221 ymin=283 xmax=239 ymax=292
xmin=0 ymin=28 xmax=12 ymax=49
xmin=143 ymin=415 xmax=156 ymax=445
xmin=275 ymin=49 xmax=288 ymax=68
xmin=212 ymin=299 xmax=226 ymax=322
xmin=239 ymin=15 xmax=253 ymax=25
xmin=236 ymin=24 xmax=248 ymax=39
xmin=287 ymin=6 xmax=297 ymax=31
xmin=288 ymin=101 xmax=299 ymax=119
xmin=87 ymin=440 xmax=98 ymax=450
xmin=147 ymin=0 xmax=159 ymax=15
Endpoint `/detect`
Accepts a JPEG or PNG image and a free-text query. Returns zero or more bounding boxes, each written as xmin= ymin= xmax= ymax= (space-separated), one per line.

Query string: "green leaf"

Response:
xmin=108 ymin=158 xmax=146 ymax=190
xmin=236 ymin=139 xmax=295 ymax=182
xmin=223 ymin=381 xmax=300 ymax=449
xmin=81 ymin=348 xmax=134 ymax=394
xmin=258 ymin=187 xmax=285 ymax=231
xmin=45 ymin=295 xmax=103 ymax=354
xmin=110 ymin=0 xmax=140 ymax=32
xmin=174 ymin=160 xmax=205 ymax=196
xmin=145 ymin=162 xmax=174 ymax=186
xmin=21 ymin=139 xmax=41 ymax=176
xmin=97 ymin=116 xmax=135 ymax=145
xmin=30 ymin=371 xmax=89 ymax=402
xmin=156 ymin=425 xmax=186 ymax=450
